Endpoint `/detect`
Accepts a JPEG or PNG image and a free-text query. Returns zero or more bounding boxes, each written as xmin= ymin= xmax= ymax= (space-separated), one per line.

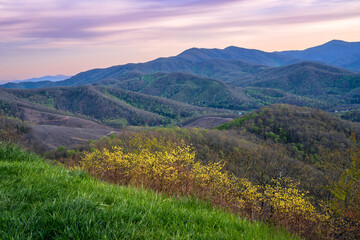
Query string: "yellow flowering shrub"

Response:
xmin=265 ymin=178 xmax=316 ymax=218
xmin=236 ymin=178 xmax=263 ymax=218
xmin=81 ymin=138 xmax=196 ymax=192
xmin=80 ymin=146 xmax=132 ymax=183
xmin=263 ymin=178 xmax=330 ymax=239
xmin=80 ymin=135 xmax=331 ymax=239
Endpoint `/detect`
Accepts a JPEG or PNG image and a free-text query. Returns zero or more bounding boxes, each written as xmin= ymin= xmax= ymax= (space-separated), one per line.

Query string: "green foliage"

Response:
xmin=265 ymin=132 xmax=279 ymax=142
xmin=103 ymin=118 xmax=128 ymax=129
xmin=338 ymin=109 xmax=360 ymax=123
xmin=279 ymin=128 xmax=288 ymax=142
xmin=66 ymin=149 xmax=76 ymax=158
xmin=0 ymin=114 xmax=30 ymax=144
xmin=216 ymin=110 xmax=265 ymax=130
xmin=57 ymin=146 xmax=66 ymax=151
xmin=0 ymin=99 xmax=22 ymax=118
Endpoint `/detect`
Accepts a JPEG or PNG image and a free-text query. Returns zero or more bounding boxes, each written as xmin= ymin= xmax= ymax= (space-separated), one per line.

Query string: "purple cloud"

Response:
xmin=0 ymin=0 xmax=359 ymax=80
xmin=1 ymin=0 xmax=359 ymax=41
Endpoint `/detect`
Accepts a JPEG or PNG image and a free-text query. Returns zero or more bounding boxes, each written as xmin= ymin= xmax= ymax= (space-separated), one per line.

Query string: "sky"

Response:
xmin=0 ymin=0 xmax=360 ymax=82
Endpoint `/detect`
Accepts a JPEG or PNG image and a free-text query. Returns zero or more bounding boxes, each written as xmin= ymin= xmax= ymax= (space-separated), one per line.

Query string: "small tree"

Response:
xmin=329 ymin=134 xmax=360 ymax=238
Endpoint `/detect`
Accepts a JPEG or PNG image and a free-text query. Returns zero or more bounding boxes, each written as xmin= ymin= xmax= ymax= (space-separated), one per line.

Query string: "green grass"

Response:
xmin=0 ymin=143 xmax=298 ymax=240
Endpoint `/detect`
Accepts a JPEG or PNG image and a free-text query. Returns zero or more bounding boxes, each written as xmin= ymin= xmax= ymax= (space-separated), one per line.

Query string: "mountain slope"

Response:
xmin=0 ymin=143 xmax=294 ymax=240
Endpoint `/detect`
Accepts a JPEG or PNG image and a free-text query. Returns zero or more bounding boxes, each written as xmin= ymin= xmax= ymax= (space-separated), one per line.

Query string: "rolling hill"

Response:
xmin=96 ymin=72 xmax=256 ymax=110
xmin=248 ymin=62 xmax=360 ymax=99
xmin=97 ymin=71 xmax=346 ymax=110
xmin=216 ymin=104 xmax=360 ymax=154
xmin=0 ymin=85 xmax=231 ymax=127
xmin=0 ymin=83 xmax=235 ymax=150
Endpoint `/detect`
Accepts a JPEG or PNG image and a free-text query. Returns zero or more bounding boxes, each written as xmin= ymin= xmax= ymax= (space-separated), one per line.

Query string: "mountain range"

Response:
xmin=0 ymin=39 xmax=360 ymax=136
xmin=2 ymin=39 xmax=359 ymax=89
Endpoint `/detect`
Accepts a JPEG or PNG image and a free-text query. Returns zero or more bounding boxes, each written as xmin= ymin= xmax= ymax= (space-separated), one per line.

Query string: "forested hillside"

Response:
xmin=1 ymin=85 xmax=230 ymax=127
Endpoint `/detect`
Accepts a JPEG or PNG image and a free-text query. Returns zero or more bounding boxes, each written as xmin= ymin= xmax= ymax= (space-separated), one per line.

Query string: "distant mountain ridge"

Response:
xmin=5 ymin=75 xmax=71 ymax=84
xmin=278 ymin=40 xmax=360 ymax=72
xmin=1 ymin=39 xmax=359 ymax=91
xmin=177 ymin=46 xmax=297 ymax=66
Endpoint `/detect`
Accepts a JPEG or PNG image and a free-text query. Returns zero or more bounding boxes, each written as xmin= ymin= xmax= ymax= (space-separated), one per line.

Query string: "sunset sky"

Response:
xmin=1 ymin=0 xmax=360 ymax=82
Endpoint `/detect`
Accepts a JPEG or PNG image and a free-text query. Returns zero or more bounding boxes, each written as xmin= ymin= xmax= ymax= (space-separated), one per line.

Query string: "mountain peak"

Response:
xmin=325 ymin=39 xmax=348 ymax=45
xmin=179 ymin=47 xmax=200 ymax=54
xmin=224 ymin=46 xmax=240 ymax=50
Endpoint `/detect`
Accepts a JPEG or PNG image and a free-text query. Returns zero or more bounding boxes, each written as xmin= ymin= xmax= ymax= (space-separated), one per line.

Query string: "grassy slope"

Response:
xmin=0 ymin=143 xmax=297 ymax=240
